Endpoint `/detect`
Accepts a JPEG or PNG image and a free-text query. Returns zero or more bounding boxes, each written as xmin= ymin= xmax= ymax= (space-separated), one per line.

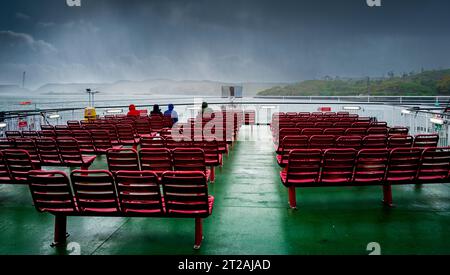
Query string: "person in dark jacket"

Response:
xmin=150 ymin=104 xmax=163 ymax=116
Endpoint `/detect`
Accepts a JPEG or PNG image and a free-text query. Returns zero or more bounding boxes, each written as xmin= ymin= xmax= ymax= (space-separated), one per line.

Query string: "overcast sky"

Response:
xmin=0 ymin=0 xmax=450 ymax=88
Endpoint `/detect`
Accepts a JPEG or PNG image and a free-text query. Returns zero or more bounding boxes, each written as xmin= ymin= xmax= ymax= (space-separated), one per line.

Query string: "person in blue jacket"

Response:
xmin=164 ymin=104 xmax=179 ymax=123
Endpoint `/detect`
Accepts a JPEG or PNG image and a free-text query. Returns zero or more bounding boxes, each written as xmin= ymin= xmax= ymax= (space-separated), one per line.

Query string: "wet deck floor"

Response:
xmin=0 ymin=126 xmax=449 ymax=255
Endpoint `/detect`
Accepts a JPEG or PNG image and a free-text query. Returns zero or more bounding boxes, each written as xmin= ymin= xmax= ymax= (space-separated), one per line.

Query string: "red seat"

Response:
xmin=277 ymin=136 xmax=309 ymax=167
xmin=134 ymin=119 xmax=153 ymax=137
xmin=386 ymin=148 xmax=423 ymax=184
xmin=336 ymin=136 xmax=362 ymax=149
xmin=115 ymin=171 xmax=164 ymax=214
xmin=161 ymin=171 xmax=213 ymax=217
xmin=413 ymin=134 xmax=439 ymax=148
xmin=280 ymin=149 xmax=322 ymax=186
xmin=309 ymin=135 xmax=335 ymax=149
xmin=140 ymin=136 xmax=166 ymax=149
xmin=320 ymin=149 xmax=357 ymax=184
xmin=38 ymin=130 xmax=56 ymax=139
xmin=106 ymin=148 xmax=140 ymax=173
xmin=67 ymin=121 xmax=82 ymax=129
xmin=389 ymin=127 xmax=409 ymax=136
xmin=15 ymin=138 xmax=40 ymax=162
xmin=333 ymin=122 xmax=352 ymax=128
xmin=28 ymin=170 xmax=77 ymax=213
xmin=367 ymin=127 xmax=388 ymax=135
xmin=324 ymin=128 xmax=346 ymax=136
xmin=72 ymin=130 xmax=95 ymax=154
xmin=91 ymin=130 xmax=123 ymax=154
xmin=362 ymin=135 xmax=387 ymax=149
xmin=353 ymin=149 xmax=389 ymax=184
xmin=55 ymin=130 xmax=73 ymax=138
xmin=41 ymin=125 xmax=55 ymax=131
xmin=345 ymin=128 xmax=367 ymax=136
xmin=2 ymin=149 xmax=39 ymax=184
xmin=388 ymin=135 xmax=414 ymax=149
xmin=301 ymin=128 xmax=323 ymax=136
xmin=172 ymin=148 xmax=211 ymax=181
xmin=36 ymin=138 xmax=63 ymax=166
xmin=116 ymin=124 xmax=140 ymax=147
xmin=6 ymin=131 xmax=22 ymax=138
xmin=22 ymin=131 xmax=39 ymax=138
xmin=417 ymin=147 xmax=450 ymax=183
xmin=0 ymin=151 xmax=12 ymax=184
xmin=315 ymin=122 xmax=333 ymax=128
xmin=0 ymin=138 xmax=16 ymax=150
xmin=57 ymin=138 xmax=96 ymax=169
xmin=139 ymin=148 xmax=173 ymax=176
xmin=71 ymin=170 xmax=120 ymax=213
xmin=55 ymin=125 xmax=70 ymax=130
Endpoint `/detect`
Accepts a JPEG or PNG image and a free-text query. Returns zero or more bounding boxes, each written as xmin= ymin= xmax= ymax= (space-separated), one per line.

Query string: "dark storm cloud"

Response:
xmin=0 ymin=0 xmax=450 ymax=88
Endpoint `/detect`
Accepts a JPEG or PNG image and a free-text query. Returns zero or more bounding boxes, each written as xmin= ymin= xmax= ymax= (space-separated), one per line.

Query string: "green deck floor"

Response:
xmin=1 ymin=126 xmax=449 ymax=255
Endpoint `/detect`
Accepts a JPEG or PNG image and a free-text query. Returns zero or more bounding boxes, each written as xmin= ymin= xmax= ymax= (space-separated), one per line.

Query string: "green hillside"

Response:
xmin=258 ymin=69 xmax=450 ymax=96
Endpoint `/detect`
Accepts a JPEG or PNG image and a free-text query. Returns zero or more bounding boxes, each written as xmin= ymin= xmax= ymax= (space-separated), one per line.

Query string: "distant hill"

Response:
xmin=0 ymin=85 xmax=31 ymax=95
xmin=34 ymin=79 xmax=287 ymax=97
xmin=258 ymin=69 xmax=450 ymax=96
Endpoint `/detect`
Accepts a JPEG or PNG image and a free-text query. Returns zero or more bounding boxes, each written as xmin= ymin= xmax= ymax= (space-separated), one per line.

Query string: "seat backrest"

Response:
xmin=352 ymin=122 xmax=371 ymax=128
xmin=134 ymin=119 xmax=152 ymax=135
xmin=115 ymin=171 xmax=163 ymax=214
xmin=116 ymin=124 xmax=135 ymax=140
xmin=281 ymin=136 xmax=309 ymax=152
xmin=417 ymin=147 xmax=450 ymax=181
xmin=345 ymin=128 xmax=367 ymax=136
xmin=166 ymin=139 xmax=193 ymax=150
xmin=389 ymin=127 xmax=409 ymax=136
xmin=315 ymin=122 xmax=333 ymax=128
xmin=55 ymin=125 xmax=69 ymax=130
xmin=38 ymin=130 xmax=56 ymax=138
xmin=354 ymin=149 xmax=389 ymax=183
xmin=140 ymin=136 xmax=166 ymax=149
xmin=70 ymin=170 xmax=120 ymax=213
xmin=55 ymin=130 xmax=73 ymax=138
xmin=36 ymin=138 xmax=61 ymax=163
xmin=161 ymin=171 xmax=210 ymax=216
xmin=107 ymin=148 xmax=140 ymax=172
xmin=321 ymin=149 xmax=357 ymax=183
xmin=172 ymin=148 xmax=207 ymax=172
xmin=301 ymin=128 xmax=324 ymax=136
xmin=367 ymin=127 xmax=388 ymax=135
xmin=388 ymin=135 xmax=414 ymax=149
xmin=362 ymin=135 xmax=387 ymax=149
xmin=279 ymin=128 xmax=301 ymax=140
xmin=41 ymin=125 xmax=55 ymax=131
xmin=67 ymin=120 xmax=82 ymax=129
xmin=333 ymin=122 xmax=352 ymax=128
xmin=139 ymin=148 xmax=172 ymax=172
xmin=0 ymin=151 xmax=12 ymax=183
xmin=336 ymin=136 xmax=362 ymax=149
xmin=285 ymin=149 xmax=322 ymax=184
xmin=309 ymin=135 xmax=335 ymax=149
xmin=2 ymin=149 xmax=34 ymax=183
xmin=15 ymin=138 xmax=39 ymax=160
xmin=91 ymin=130 xmax=113 ymax=150
xmin=324 ymin=128 xmax=346 ymax=136
xmin=413 ymin=134 xmax=439 ymax=148
xmin=28 ymin=170 xmax=77 ymax=213
xmin=386 ymin=148 xmax=423 ymax=182
xmin=22 ymin=131 xmax=39 ymax=138
xmin=6 ymin=131 xmax=22 ymax=138
xmin=56 ymin=138 xmax=83 ymax=164
xmin=0 ymin=138 xmax=16 ymax=150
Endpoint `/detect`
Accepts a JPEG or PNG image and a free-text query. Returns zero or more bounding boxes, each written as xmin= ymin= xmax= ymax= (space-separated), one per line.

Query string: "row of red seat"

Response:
xmin=107 ymin=147 xmax=221 ymax=182
xmin=276 ymin=134 xmax=440 ymax=166
xmin=280 ymin=147 xmax=450 ymax=209
xmin=28 ymin=169 xmax=213 ymax=249
xmin=275 ymin=111 xmax=357 ymax=117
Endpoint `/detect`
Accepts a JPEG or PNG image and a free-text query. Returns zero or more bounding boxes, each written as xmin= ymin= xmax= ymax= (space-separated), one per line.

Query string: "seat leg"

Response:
xmin=194 ymin=218 xmax=203 ymax=250
xmin=51 ymin=215 xmax=68 ymax=247
xmin=288 ymin=186 xmax=297 ymax=209
xmin=382 ymin=185 xmax=394 ymax=207
xmin=210 ymin=166 xmax=215 ymax=183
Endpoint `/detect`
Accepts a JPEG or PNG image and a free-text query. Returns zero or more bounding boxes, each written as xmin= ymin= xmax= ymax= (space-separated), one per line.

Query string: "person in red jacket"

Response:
xmin=127 ymin=104 xmax=140 ymax=117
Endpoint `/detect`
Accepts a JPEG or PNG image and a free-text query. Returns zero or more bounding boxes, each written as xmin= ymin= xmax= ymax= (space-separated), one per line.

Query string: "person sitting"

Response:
xmin=164 ymin=104 xmax=179 ymax=123
xmin=127 ymin=104 xmax=140 ymax=117
xmin=150 ymin=104 xmax=163 ymax=116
